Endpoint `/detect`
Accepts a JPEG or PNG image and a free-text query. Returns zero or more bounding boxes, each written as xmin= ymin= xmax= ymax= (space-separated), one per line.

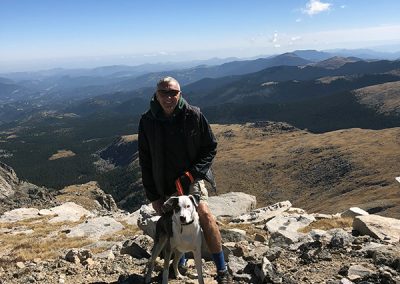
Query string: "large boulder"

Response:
xmin=231 ymin=201 xmax=292 ymax=225
xmin=341 ymin=207 xmax=369 ymax=218
xmin=0 ymin=162 xmax=19 ymax=200
xmin=353 ymin=214 xmax=400 ymax=243
xmin=67 ymin=216 xmax=124 ymax=240
xmin=208 ymin=192 xmax=256 ymax=218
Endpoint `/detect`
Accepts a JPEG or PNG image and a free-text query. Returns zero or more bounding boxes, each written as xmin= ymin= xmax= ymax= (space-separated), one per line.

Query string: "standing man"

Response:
xmin=138 ymin=77 xmax=233 ymax=283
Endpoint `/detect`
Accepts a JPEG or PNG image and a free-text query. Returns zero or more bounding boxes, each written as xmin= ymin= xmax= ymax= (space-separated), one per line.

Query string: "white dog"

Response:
xmin=145 ymin=195 xmax=204 ymax=284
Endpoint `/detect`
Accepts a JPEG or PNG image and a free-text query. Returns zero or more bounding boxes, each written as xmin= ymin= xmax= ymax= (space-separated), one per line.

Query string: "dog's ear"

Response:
xmin=189 ymin=194 xmax=199 ymax=208
xmin=161 ymin=196 xmax=179 ymax=214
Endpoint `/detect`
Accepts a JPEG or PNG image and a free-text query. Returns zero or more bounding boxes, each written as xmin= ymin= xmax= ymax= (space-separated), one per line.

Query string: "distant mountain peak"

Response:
xmin=314 ymin=56 xmax=362 ymax=69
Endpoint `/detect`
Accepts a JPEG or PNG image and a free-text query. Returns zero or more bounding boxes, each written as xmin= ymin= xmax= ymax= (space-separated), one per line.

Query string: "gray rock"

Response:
xmin=255 ymin=257 xmax=282 ymax=283
xmin=341 ymin=207 xmax=369 ymax=218
xmin=208 ymin=192 xmax=256 ymax=218
xmin=328 ymin=228 xmax=354 ymax=249
xmin=0 ymin=162 xmax=19 ymax=200
xmin=369 ymin=246 xmax=400 ymax=272
xmin=347 ymin=264 xmax=375 ymax=281
xmin=137 ymin=204 xmax=160 ymax=239
xmin=266 ymin=213 xmax=315 ymax=246
xmin=49 ymin=202 xmax=93 ymax=223
xmin=65 ymin=249 xmax=92 ymax=264
xmin=120 ymin=235 xmax=153 ymax=259
xmin=228 ymin=255 xmax=248 ymax=274
xmin=0 ymin=208 xmax=40 ymax=222
xmin=220 ymin=228 xmax=247 ymax=242
xmin=67 ymin=216 xmax=124 ymax=240
xmin=231 ymin=201 xmax=291 ymax=225
xmin=353 ymin=214 xmax=400 ymax=243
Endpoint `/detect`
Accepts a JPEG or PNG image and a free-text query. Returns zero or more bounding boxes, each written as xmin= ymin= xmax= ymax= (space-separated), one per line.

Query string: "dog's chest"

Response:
xmin=171 ymin=223 xmax=201 ymax=252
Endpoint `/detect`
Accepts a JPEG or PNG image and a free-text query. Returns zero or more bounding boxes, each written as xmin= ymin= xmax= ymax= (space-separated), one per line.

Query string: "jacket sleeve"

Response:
xmin=189 ymin=113 xmax=217 ymax=179
xmin=138 ymin=118 xmax=160 ymax=202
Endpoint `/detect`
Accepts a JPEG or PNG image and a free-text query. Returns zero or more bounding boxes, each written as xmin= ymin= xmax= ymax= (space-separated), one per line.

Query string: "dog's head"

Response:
xmin=162 ymin=195 xmax=198 ymax=225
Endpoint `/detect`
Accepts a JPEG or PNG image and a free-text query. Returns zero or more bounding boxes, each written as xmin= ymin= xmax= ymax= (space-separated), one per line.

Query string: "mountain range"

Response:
xmin=0 ymin=48 xmax=399 ymax=218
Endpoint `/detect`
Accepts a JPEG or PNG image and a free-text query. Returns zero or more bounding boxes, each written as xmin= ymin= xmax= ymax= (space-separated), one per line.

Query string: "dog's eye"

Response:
xmin=185 ymin=205 xmax=190 ymax=208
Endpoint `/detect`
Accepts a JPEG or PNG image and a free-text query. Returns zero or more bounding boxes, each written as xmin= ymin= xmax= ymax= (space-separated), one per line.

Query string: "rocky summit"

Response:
xmin=1 ymin=191 xmax=400 ymax=284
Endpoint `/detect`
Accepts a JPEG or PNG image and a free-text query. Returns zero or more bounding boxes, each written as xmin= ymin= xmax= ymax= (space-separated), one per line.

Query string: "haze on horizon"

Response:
xmin=1 ymin=0 xmax=400 ymax=72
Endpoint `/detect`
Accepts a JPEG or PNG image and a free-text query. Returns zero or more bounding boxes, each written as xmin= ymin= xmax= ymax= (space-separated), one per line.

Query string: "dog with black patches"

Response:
xmin=145 ymin=195 xmax=204 ymax=284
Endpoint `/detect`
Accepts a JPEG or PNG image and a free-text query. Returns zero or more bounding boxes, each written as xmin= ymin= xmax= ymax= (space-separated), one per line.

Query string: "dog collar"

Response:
xmin=181 ymin=219 xmax=195 ymax=226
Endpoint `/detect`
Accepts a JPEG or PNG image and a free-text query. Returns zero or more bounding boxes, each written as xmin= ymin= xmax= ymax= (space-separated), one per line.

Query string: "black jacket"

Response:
xmin=138 ymin=96 xmax=217 ymax=201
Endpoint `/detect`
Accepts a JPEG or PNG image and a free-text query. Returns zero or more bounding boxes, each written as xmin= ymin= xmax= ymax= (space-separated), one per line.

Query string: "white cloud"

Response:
xmin=303 ymin=0 xmax=332 ymax=15
xmin=271 ymin=32 xmax=279 ymax=43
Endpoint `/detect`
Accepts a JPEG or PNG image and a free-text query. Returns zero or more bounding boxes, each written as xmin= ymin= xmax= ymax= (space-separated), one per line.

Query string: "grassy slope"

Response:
xmin=211 ymin=123 xmax=400 ymax=218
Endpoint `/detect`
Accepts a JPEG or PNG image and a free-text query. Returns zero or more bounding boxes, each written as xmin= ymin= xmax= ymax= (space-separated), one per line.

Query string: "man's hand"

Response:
xmin=175 ymin=171 xmax=194 ymax=195
xmin=152 ymin=199 xmax=163 ymax=215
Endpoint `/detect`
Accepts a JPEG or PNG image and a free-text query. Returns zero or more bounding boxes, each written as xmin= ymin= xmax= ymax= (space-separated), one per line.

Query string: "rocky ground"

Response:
xmin=0 ymin=190 xmax=400 ymax=284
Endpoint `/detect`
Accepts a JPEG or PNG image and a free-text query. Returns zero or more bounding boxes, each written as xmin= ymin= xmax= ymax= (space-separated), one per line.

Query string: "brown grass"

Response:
xmin=0 ymin=216 xmax=93 ymax=263
xmin=298 ymin=217 xmax=353 ymax=233
xmin=100 ymin=221 xmax=139 ymax=242
xmin=48 ymin=149 xmax=76 ymax=160
xmin=211 ymin=123 xmax=400 ymax=218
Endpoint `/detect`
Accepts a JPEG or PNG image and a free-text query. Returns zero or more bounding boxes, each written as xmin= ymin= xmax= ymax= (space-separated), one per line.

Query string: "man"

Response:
xmin=138 ymin=77 xmax=233 ymax=283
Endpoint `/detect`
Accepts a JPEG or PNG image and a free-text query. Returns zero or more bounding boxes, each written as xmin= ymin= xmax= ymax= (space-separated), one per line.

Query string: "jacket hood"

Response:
xmin=150 ymin=93 xmax=186 ymax=120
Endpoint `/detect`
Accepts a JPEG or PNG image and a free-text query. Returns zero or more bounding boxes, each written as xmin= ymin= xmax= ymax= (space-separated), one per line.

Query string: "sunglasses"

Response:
xmin=158 ymin=90 xmax=180 ymax=97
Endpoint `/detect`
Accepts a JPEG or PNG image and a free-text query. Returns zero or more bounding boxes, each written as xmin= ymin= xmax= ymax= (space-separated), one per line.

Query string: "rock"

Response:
xmin=228 ymin=255 xmax=248 ymax=274
xmin=254 ymin=233 xmax=267 ymax=243
xmin=120 ymin=210 xmax=140 ymax=226
xmin=16 ymin=262 xmax=25 ymax=269
xmin=0 ymin=162 xmax=19 ymax=200
xmin=120 ymin=235 xmax=153 ymax=259
xmin=341 ymin=207 xmax=369 ymax=218
xmin=340 ymin=278 xmax=354 ymax=284
xmin=266 ymin=213 xmax=315 ymax=234
xmin=353 ymin=214 xmax=400 ymax=243
xmin=94 ymin=250 xmax=115 ymax=260
xmin=328 ymin=228 xmax=354 ymax=249
xmin=368 ymin=246 xmax=400 ymax=272
xmin=137 ymin=204 xmax=160 ymax=239
xmin=255 ymin=257 xmax=282 ymax=283
xmin=67 ymin=216 xmax=124 ymax=240
xmin=220 ymin=228 xmax=247 ymax=242
xmin=246 ymin=242 xmax=270 ymax=261
xmin=49 ymin=202 xmax=93 ymax=223
xmin=208 ymin=192 xmax=256 ymax=218
xmin=82 ymin=258 xmax=96 ymax=268
xmin=65 ymin=249 xmax=92 ymax=264
xmin=231 ymin=201 xmax=291 ymax=225
xmin=0 ymin=208 xmax=40 ymax=222
xmin=266 ymin=213 xmax=315 ymax=246
xmin=347 ymin=264 xmax=375 ymax=281
xmin=264 ymin=247 xmax=283 ymax=262
xmin=313 ymin=213 xmax=334 ymax=220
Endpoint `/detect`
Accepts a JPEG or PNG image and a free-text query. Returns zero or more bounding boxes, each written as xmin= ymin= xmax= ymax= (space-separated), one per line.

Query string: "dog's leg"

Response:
xmin=171 ymin=250 xmax=185 ymax=280
xmin=162 ymin=244 xmax=173 ymax=284
xmin=144 ymin=235 xmax=168 ymax=284
xmin=193 ymin=249 xmax=204 ymax=284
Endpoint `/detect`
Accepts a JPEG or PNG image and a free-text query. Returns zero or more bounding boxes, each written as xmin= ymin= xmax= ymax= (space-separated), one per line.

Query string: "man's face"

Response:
xmin=156 ymin=81 xmax=181 ymax=116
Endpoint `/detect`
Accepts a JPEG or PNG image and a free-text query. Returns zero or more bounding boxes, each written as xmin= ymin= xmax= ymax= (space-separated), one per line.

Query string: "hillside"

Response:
xmin=212 ymin=123 xmax=400 ymax=218
xmin=96 ymin=121 xmax=400 ymax=218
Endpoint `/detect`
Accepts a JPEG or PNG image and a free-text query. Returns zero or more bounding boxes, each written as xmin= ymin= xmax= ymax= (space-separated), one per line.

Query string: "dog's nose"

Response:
xmin=180 ymin=216 xmax=186 ymax=223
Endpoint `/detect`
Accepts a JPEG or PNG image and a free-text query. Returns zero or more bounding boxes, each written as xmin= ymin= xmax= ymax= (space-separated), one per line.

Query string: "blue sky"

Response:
xmin=1 ymin=0 xmax=400 ymax=71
